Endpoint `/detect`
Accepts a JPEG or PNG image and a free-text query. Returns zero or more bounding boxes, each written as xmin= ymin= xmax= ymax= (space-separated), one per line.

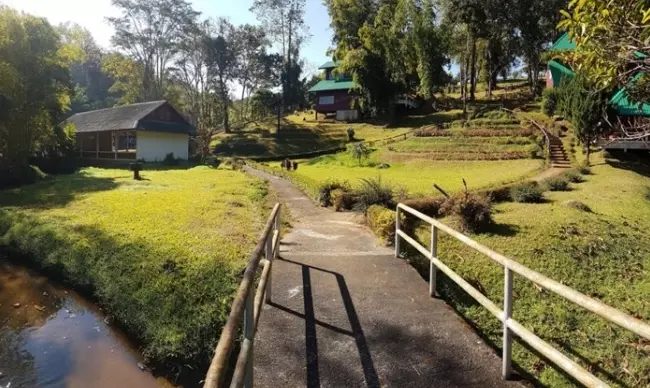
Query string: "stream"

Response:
xmin=0 ymin=259 xmax=177 ymax=388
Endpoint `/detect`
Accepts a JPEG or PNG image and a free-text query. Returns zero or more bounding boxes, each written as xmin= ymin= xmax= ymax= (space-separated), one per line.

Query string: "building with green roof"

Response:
xmin=547 ymin=33 xmax=650 ymax=118
xmin=308 ymin=60 xmax=360 ymax=121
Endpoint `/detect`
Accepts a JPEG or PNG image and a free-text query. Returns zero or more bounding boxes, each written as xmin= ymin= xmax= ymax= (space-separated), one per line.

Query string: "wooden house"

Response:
xmin=308 ymin=61 xmax=359 ymax=121
xmin=66 ymin=101 xmax=195 ymax=162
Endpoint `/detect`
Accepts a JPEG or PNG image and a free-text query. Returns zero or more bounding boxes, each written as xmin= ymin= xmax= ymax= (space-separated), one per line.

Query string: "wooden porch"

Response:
xmin=77 ymin=130 xmax=137 ymax=160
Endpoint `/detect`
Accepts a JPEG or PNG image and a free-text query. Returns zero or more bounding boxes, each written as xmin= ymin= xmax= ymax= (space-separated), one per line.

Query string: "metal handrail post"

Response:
xmin=503 ymin=267 xmax=513 ymax=379
xmin=429 ymin=225 xmax=437 ymax=297
xmin=395 ymin=206 xmax=401 ymax=258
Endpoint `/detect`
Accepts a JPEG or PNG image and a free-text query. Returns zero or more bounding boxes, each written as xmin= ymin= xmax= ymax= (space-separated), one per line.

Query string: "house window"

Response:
xmin=319 ymin=95 xmax=334 ymax=105
xmin=113 ymin=131 xmax=137 ymax=151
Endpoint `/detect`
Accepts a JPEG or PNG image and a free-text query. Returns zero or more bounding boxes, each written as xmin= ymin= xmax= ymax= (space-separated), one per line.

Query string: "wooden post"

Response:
xmin=113 ymin=131 xmax=117 ymax=160
xmin=96 ymin=131 xmax=99 ymax=159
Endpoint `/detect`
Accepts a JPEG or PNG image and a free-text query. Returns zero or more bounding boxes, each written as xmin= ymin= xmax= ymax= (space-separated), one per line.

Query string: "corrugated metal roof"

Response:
xmin=551 ymin=33 xmax=577 ymax=51
xmin=610 ymin=75 xmax=650 ymax=116
xmin=548 ymin=60 xmax=575 ymax=86
xmin=318 ymin=61 xmax=341 ymax=70
xmin=66 ymin=101 xmax=195 ymax=134
xmin=308 ymin=79 xmax=357 ymax=93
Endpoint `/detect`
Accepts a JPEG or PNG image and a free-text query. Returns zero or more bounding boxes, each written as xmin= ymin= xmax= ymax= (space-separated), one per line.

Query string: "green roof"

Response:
xmin=610 ymin=75 xmax=650 ymax=116
xmin=548 ymin=59 xmax=575 ymax=86
xmin=318 ymin=61 xmax=341 ymax=70
xmin=551 ymin=32 xmax=577 ymax=51
xmin=308 ymin=79 xmax=357 ymax=93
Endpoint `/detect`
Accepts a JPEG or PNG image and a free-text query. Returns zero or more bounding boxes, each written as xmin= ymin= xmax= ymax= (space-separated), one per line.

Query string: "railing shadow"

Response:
xmin=273 ymin=256 xmax=381 ymax=388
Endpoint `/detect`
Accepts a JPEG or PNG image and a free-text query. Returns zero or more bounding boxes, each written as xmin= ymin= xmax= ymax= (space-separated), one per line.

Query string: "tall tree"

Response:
xmin=233 ymin=24 xmax=271 ymax=121
xmin=107 ymin=0 xmax=200 ymax=101
xmin=513 ymin=0 xmax=567 ymax=96
xmin=250 ymin=0 xmax=308 ymax=109
xmin=171 ymin=19 xmax=222 ymax=159
xmin=204 ymin=19 xmax=237 ymax=133
xmin=0 ymin=6 xmax=73 ymax=168
xmin=57 ymin=22 xmax=116 ymax=113
xmin=327 ymin=0 xmax=449 ymax=123
xmin=102 ymin=52 xmax=145 ymax=105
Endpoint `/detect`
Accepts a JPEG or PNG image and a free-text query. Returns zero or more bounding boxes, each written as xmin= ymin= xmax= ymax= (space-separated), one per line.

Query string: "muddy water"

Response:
xmin=0 ymin=260 xmax=177 ymax=388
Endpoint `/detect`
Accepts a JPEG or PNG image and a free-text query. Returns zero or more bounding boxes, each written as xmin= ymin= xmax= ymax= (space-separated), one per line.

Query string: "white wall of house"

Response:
xmin=136 ymin=131 xmax=189 ymax=162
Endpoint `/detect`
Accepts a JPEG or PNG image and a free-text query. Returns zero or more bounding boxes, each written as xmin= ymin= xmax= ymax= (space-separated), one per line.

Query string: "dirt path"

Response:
xmin=246 ymin=166 xmax=523 ymax=388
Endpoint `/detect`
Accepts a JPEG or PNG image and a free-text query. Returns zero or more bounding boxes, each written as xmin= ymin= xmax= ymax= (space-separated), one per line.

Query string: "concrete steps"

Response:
xmin=548 ymin=135 xmax=571 ymax=168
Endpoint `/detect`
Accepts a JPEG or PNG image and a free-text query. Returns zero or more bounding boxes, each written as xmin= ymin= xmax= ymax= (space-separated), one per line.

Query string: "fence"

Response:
xmin=203 ymin=203 xmax=281 ymax=388
xmin=395 ymin=203 xmax=650 ymax=387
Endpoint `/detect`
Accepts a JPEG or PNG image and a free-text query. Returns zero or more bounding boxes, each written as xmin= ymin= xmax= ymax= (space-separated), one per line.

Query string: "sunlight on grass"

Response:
xmin=270 ymin=150 xmax=542 ymax=196
xmin=409 ymin=152 xmax=650 ymax=387
xmin=0 ymin=167 xmax=268 ymax=366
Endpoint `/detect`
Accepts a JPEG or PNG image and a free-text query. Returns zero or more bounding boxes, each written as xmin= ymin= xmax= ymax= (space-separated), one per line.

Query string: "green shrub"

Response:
xmin=542 ymin=176 xmax=570 ymax=191
xmin=331 ymin=188 xmax=355 ymax=211
xmin=510 ymin=182 xmax=544 ymax=203
xmin=316 ymin=180 xmax=351 ymax=207
xmin=528 ymin=144 xmax=544 ymax=159
xmin=541 ymin=88 xmax=558 ymax=116
xmin=563 ymin=200 xmax=591 ymax=212
xmin=578 ymin=165 xmax=591 ymax=175
xmin=563 ymin=169 xmax=585 ymax=183
xmin=346 ymin=127 xmax=355 ymax=142
xmin=163 ymin=152 xmax=180 ymax=166
xmin=402 ymin=197 xmax=445 ymax=217
xmin=366 ymin=205 xmax=403 ymax=245
xmin=0 ymin=165 xmax=47 ymax=189
xmin=482 ymin=185 xmax=513 ymax=203
xmin=440 ymin=193 xmax=493 ymax=233
xmin=354 ymin=177 xmax=394 ymax=211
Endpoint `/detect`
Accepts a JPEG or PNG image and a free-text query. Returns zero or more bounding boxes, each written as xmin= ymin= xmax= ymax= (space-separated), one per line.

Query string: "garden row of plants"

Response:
xmin=385 ymin=150 xmax=533 ymax=161
xmin=414 ymin=128 xmax=536 ymax=137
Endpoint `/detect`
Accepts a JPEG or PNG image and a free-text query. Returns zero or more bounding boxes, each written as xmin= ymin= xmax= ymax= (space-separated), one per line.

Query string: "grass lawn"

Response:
xmin=0 ymin=166 xmax=268 ymax=372
xmin=264 ymin=150 xmax=543 ymax=197
xmin=212 ymin=111 xmax=458 ymax=158
xmin=408 ymin=151 xmax=650 ymax=386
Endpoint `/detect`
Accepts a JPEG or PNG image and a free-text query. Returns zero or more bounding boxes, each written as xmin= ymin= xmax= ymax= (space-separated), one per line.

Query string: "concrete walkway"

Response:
xmin=246 ymin=167 xmax=523 ymax=388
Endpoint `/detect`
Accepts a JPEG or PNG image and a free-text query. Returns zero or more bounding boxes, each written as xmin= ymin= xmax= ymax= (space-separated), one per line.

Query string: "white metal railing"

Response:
xmin=203 ymin=203 xmax=281 ymax=388
xmin=395 ymin=203 xmax=650 ymax=387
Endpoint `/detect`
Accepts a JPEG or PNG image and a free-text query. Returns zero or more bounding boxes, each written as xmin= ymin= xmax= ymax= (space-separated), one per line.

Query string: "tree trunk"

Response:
xmin=470 ymin=35 xmax=477 ymax=102
xmin=585 ymin=136 xmax=591 ymax=166
xmin=221 ymin=81 xmax=230 ymax=133
xmin=285 ymin=9 xmax=293 ymax=110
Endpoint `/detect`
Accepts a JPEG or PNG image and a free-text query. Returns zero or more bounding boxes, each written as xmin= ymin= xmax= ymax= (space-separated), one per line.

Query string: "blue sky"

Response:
xmin=2 ymin=0 xmax=334 ymax=75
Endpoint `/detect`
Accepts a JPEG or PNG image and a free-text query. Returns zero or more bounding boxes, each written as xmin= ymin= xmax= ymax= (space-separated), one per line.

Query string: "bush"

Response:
xmin=354 ymin=177 xmax=394 ymax=211
xmin=541 ymin=88 xmax=558 ymax=116
xmin=578 ymin=165 xmax=591 ymax=175
xmin=366 ymin=205 xmax=403 ymax=245
xmin=563 ymin=200 xmax=591 ymax=212
xmin=528 ymin=144 xmax=544 ymax=159
xmin=163 ymin=152 xmax=180 ymax=166
xmin=331 ymin=188 xmax=355 ymax=211
xmin=316 ymin=180 xmax=351 ymax=207
xmin=510 ymin=182 xmax=544 ymax=203
xmin=563 ymin=169 xmax=585 ymax=183
xmin=402 ymin=197 xmax=445 ymax=217
xmin=346 ymin=127 xmax=355 ymax=142
xmin=0 ymin=165 xmax=47 ymax=189
xmin=543 ymin=176 xmax=570 ymax=191
xmin=483 ymin=185 xmax=513 ymax=203
xmin=440 ymin=193 xmax=493 ymax=233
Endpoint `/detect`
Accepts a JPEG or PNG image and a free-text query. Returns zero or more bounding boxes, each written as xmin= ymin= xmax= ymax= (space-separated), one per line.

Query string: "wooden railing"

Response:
xmin=203 ymin=203 xmax=281 ymax=388
xmin=396 ymin=203 xmax=650 ymax=387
